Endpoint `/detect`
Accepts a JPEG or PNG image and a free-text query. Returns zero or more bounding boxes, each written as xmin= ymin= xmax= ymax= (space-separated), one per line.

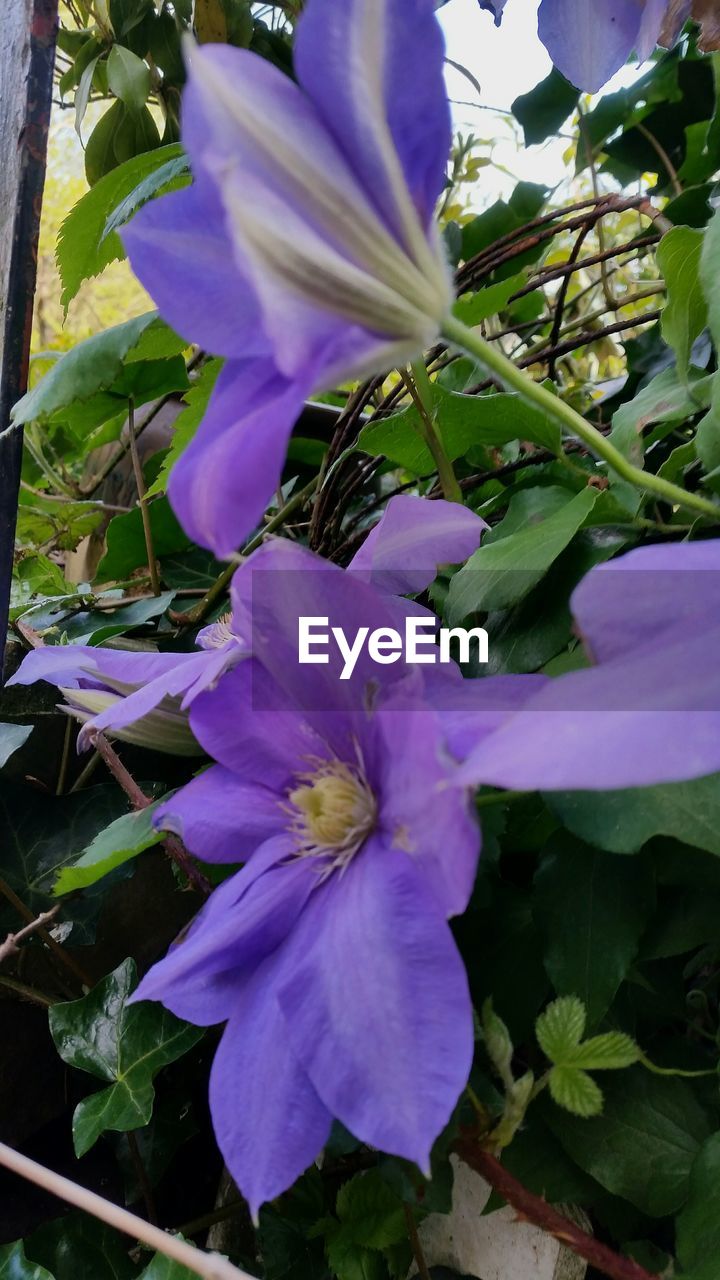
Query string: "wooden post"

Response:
xmin=0 ymin=0 xmax=58 ymax=676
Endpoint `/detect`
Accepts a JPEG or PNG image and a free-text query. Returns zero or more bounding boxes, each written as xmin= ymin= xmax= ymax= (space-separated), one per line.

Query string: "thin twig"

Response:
xmin=636 ymin=123 xmax=683 ymax=197
xmin=0 ymin=1142 xmax=256 ymax=1280
xmin=0 ymin=876 xmax=92 ymax=988
xmin=128 ymin=398 xmax=161 ymax=597
xmin=0 ymin=906 xmax=60 ymax=965
xmin=92 ymin=734 xmax=211 ymax=895
xmin=403 ymin=1203 xmax=432 ymax=1280
xmin=0 ymin=974 xmax=57 ymax=1008
xmin=454 ymin=1140 xmax=660 ymax=1280
xmin=56 ymin=718 xmax=74 ymax=795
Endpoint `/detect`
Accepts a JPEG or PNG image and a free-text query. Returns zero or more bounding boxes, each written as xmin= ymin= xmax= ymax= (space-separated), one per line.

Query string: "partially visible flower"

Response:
xmin=455 ymin=539 xmax=720 ymax=791
xmin=122 ymin=0 xmax=454 ymax=556
xmin=7 ymin=497 xmax=484 ymax=749
xmin=484 ymin=0 xmax=719 ymax=94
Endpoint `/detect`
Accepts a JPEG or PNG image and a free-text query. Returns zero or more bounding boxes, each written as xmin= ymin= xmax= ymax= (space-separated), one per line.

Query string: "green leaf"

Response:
xmin=534 ymin=836 xmax=654 ymax=1024
xmin=12 ymin=312 xmax=162 ymax=425
xmin=447 ymin=488 xmax=598 ymax=619
xmin=566 ymin=1032 xmax=640 ymax=1071
xmin=700 ymin=204 xmax=720 ymax=347
xmin=325 ymin=1240 xmax=386 ymax=1280
xmin=453 ymin=273 xmax=526 ymax=327
xmin=0 ymin=781 xmax=129 ymax=942
xmin=548 ymin=1066 xmax=603 ymax=1118
xmin=137 ymin=1251 xmax=198 ymax=1280
xmin=546 ymin=774 xmax=720 ymax=856
xmin=535 ymin=995 xmax=585 ymax=1063
xmin=54 ymin=798 xmax=165 ymax=894
xmin=96 ymin=496 xmax=191 ymax=580
xmin=357 ymin=384 xmax=561 ymax=476
xmin=57 ymin=144 xmax=186 ymax=311
xmin=676 ymin=1133 xmax=720 ymax=1276
xmin=24 ymin=1216 xmax=136 ymax=1280
xmin=0 ymin=1242 xmax=54 ymax=1280
xmin=145 ymin=359 xmax=222 ymax=497
xmin=49 ymin=958 xmax=203 ymax=1156
xmin=335 ymin=1170 xmax=406 ymax=1250
xmin=107 ymin=45 xmax=150 ymax=112
xmin=512 ymin=68 xmax=579 ymax=146
xmin=656 ymin=226 xmax=708 ymax=378
xmin=545 ymin=1068 xmax=712 ymax=1217
xmin=22 ymin=589 xmax=175 ymax=646
xmin=0 ymin=723 xmax=33 ymax=768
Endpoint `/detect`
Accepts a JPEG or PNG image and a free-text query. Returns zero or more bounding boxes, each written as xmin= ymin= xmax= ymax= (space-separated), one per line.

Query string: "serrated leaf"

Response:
xmin=565 ymin=1032 xmax=640 ymax=1072
xmin=325 ymin=1238 xmax=386 ymax=1280
xmin=145 ymin=359 xmax=222 ymax=497
xmin=54 ymin=798 xmax=165 ymax=894
xmin=57 ymin=144 xmax=186 ymax=311
xmin=335 ymin=1170 xmax=406 ymax=1250
xmin=549 ymin=1066 xmax=604 ymax=1117
xmin=49 ymin=958 xmax=203 ymax=1156
xmin=535 ymin=996 xmax=586 ymax=1063
xmin=447 ymin=488 xmax=598 ymax=619
xmin=0 ymin=1242 xmax=54 ymax=1280
xmin=656 ymin=226 xmax=708 ymax=378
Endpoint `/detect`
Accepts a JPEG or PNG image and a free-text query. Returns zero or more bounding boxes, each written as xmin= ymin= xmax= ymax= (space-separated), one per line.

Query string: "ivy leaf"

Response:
xmin=656 ymin=226 xmax=708 ymax=378
xmin=545 ymin=1069 xmax=712 ymax=1217
xmin=49 ymin=958 xmax=203 ymax=1156
xmin=676 ymin=1133 xmax=720 ymax=1276
xmin=547 ymin=775 xmax=720 ymax=856
xmin=54 ymin=798 xmax=166 ymax=895
xmin=447 ymin=488 xmax=598 ymax=619
xmin=548 ymin=1066 xmax=604 ymax=1118
xmin=535 ymin=996 xmax=586 ymax=1063
xmin=56 ymin=144 xmax=187 ymax=311
xmin=0 ymin=1242 xmax=54 ymax=1280
xmin=24 ymin=1216 xmax=136 ymax=1280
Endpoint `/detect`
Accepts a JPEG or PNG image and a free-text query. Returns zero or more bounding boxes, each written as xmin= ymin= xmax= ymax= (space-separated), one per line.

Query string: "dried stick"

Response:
xmin=0 ymin=1142 xmax=255 ymax=1280
xmin=454 ymin=1140 xmax=660 ymax=1280
xmin=128 ymin=398 xmax=161 ymax=597
xmin=0 ymin=906 xmax=59 ymax=964
xmin=92 ymin=734 xmax=211 ymax=896
xmin=0 ymin=876 xmax=91 ymax=988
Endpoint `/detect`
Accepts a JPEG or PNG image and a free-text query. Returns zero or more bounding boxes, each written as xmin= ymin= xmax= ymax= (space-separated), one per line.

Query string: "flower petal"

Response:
xmin=156 ymin=763 xmax=286 ymax=861
xmin=348 ymin=495 xmax=486 ymax=595
xmin=210 ymin=954 xmax=332 ymax=1220
xmin=121 ymin=177 xmax=266 ymax=360
xmin=456 ymin=625 xmax=720 ymax=792
xmin=6 ymin=645 xmax=192 ymax=692
xmin=571 ymin=541 xmax=720 ymax=664
xmin=537 ymin=0 xmax=645 ymax=92
xmin=294 ymin=0 xmax=452 ymax=240
xmin=132 ymin=836 xmax=310 ymax=1024
xmin=373 ymin=700 xmax=480 ymax=916
xmin=278 ymin=838 xmax=473 ymax=1170
xmin=167 ymin=358 xmax=311 ymax=557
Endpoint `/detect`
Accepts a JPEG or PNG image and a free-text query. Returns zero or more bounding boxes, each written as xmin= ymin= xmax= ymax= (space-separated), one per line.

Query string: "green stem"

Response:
xmin=405 ymin=361 xmax=463 ymax=503
xmin=442 ymin=314 xmax=720 ymax=524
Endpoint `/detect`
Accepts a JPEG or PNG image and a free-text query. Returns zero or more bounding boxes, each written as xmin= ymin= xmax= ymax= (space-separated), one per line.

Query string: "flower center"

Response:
xmin=197 ymin=612 xmax=238 ymax=651
xmin=286 ymin=759 xmax=377 ymax=875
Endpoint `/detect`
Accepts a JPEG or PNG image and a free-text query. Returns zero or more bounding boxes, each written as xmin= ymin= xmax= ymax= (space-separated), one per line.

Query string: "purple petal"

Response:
xmin=637 ymin=0 xmax=670 ymax=57
xmin=132 ymin=837 xmax=310 ymax=1024
xmin=189 ymin=661 xmax=332 ymax=790
xmin=278 ymin=838 xmax=473 ymax=1170
xmin=6 ymin=645 xmax=192 ymax=692
xmin=537 ymin=0 xmax=645 ymax=92
xmin=571 ymin=541 xmax=720 ymax=664
xmin=155 ymin=764 xmax=286 ymax=862
xmin=456 ymin=626 xmax=720 ymax=792
xmin=423 ymin=669 xmax=549 ymax=760
xmin=210 ymin=953 xmax=332 ymax=1220
xmin=348 ymin=495 xmax=486 ymax=595
xmin=479 ymin=0 xmax=508 ymax=23
xmin=121 ymin=177 xmax=266 ymax=360
xmin=294 ymin=0 xmax=452 ymax=239
xmin=372 ymin=700 xmax=480 ymax=916
xmin=167 ymin=358 xmax=310 ymax=557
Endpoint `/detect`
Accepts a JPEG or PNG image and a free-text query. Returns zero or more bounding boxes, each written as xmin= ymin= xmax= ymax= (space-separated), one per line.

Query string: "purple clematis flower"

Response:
xmin=456 ymin=539 xmax=720 ymax=791
xmin=133 ymin=579 xmax=482 ymax=1217
xmin=7 ymin=496 xmax=484 ymax=750
xmin=122 ymin=0 xmax=455 ymax=557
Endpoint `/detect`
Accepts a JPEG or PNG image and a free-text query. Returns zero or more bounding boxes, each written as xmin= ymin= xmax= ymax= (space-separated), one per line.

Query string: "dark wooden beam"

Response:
xmin=0 ymin=0 xmax=58 ymax=677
